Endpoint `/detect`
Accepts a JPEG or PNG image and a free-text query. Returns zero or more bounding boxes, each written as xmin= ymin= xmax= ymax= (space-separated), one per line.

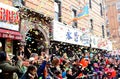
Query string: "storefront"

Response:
xmin=19 ymin=7 xmax=52 ymax=55
xmin=49 ymin=20 xmax=91 ymax=56
xmin=0 ymin=3 xmax=22 ymax=54
xmin=50 ymin=21 xmax=112 ymax=56
xmin=90 ymin=35 xmax=112 ymax=53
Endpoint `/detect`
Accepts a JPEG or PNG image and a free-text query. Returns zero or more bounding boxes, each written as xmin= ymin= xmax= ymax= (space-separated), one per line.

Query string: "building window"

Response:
xmin=13 ymin=0 xmax=25 ymax=8
xmin=107 ymin=29 xmax=110 ymax=37
xmin=118 ymin=26 xmax=120 ymax=36
xmin=105 ymin=5 xmax=108 ymax=12
xmin=117 ymin=14 xmax=120 ymax=22
xmin=100 ymin=3 xmax=103 ymax=16
xmin=116 ymin=2 xmax=120 ymax=10
xmin=90 ymin=19 xmax=93 ymax=30
xmin=54 ymin=0 xmax=61 ymax=22
xmin=102 ymin=25 xmax=105 ymax=38
xmin=106 ymin=17 xmax=109 ymax=25
xmin=72 ymin=9 xmax=77 ymax=28
xmin=89 ymin=0 xmax=92 ymax=8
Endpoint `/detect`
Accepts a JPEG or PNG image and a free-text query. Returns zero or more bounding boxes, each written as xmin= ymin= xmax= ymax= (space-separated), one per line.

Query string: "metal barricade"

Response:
xmin=76 ymin=73 xmax=120 ymax=79
xmin=76 ymin=72 xmax=103 ymax=79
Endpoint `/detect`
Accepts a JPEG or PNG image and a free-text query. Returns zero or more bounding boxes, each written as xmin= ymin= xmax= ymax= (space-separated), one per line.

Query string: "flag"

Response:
xmin=67 ymin=4 xmax=89 ymax=24
xmin=77 ymin=5 xmax=89 ymax=18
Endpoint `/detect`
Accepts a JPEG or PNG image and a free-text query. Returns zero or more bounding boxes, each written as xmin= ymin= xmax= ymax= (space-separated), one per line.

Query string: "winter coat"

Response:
xmin=0 ymin=60 xmax=22 ymax=79
xmin=37 ymin=60 xmax=47 ymax=79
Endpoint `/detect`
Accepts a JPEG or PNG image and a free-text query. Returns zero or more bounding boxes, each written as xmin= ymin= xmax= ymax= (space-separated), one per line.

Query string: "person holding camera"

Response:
xmin=0 ymin=51 xmax=23 ymax=79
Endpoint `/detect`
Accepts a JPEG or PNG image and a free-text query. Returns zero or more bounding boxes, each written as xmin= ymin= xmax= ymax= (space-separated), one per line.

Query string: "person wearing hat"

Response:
xmin=0 ymin=51 xmax=23 ymax=79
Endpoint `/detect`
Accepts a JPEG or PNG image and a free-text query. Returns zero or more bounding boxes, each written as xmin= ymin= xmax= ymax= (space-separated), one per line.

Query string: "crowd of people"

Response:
xmin=0 ymin=46 xmax=120 ymax=79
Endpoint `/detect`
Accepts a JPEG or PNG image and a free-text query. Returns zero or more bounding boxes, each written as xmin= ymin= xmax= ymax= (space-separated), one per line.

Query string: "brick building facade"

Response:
xmin=105 ymin=0 xmax=120 ymax=50
xmin=0 ymin=0 xmax=109 ymax=54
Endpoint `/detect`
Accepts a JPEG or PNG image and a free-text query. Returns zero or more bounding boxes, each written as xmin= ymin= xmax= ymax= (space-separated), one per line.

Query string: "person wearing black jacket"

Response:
xmin=66 ymin=67 xmax=83 ymax=79
xmin=0 ymin=51 xmax=23 ymax=79
xmin=21 ymin=65 xmax=38 ymax=79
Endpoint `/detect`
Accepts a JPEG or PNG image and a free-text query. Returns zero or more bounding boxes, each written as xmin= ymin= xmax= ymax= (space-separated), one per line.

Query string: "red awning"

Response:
xmin=0 ymin=28 xmax=22 ymax=40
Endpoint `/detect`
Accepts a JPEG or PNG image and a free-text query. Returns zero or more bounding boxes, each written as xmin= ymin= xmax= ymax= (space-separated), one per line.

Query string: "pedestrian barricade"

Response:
xmin=76 ymin=71 xmax=120 ymax=79
xmin=76 ymin=72 xmax=104 ymax=79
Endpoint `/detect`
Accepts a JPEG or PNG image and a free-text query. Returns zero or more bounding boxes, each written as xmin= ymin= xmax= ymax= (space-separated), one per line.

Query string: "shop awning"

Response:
xmin=0 ymin=29 xmax=22 ymax=40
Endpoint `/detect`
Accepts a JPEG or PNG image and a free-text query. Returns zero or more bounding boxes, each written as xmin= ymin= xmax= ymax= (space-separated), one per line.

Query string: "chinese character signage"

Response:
xmin=74 ymin=32 xmax=78 ymax=42
xmin=66 ymin=29 xmax=72 ymax=40
xmin=0 ymin=3 xmax=19 ymax=31
xmin=53 ymin=21 xmax=90 ymax=46
xmin=91 ymin=36 xmax=112 ymax=50
xmin=80 ymin=33 xmax=90 ymax=46
xmin=91 ymin=36 xmax=99 ymax=48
